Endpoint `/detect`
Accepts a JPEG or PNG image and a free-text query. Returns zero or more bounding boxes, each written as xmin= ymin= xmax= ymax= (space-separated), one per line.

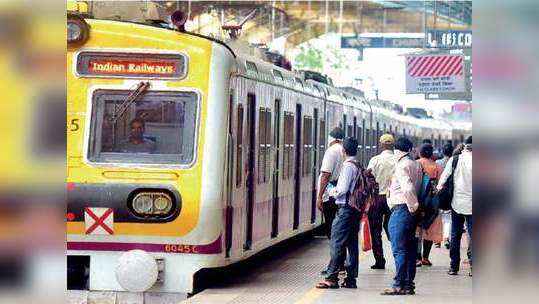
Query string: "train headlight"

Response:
xmin=130 ymin=192 xmax=174 ymax=217
xmin=67 ymin=14 xmax=89 ymax=45
xmin=153 ymin=195 xmax=172 ymax=214
xmin=133 ymin=194 xmax=153 ymax=214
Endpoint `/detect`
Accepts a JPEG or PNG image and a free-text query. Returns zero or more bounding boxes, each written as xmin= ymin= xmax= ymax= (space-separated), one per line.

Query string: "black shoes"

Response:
xmin=448 ymin=269 xmax=458 ymax=275
xmin=370 ymin=264 xmax=385 ymax=270
xmin=341 ymin=279 xmax=357 ymax=289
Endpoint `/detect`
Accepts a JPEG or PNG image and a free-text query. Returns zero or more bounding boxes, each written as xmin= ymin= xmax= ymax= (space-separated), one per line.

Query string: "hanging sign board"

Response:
xmin=405 ymin=54 xmax=465 ymax=94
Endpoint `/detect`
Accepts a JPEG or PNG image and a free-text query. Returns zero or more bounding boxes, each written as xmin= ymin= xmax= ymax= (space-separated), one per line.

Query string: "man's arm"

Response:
xmin=328 ymin=163 xmax=353 ymax=201
xmin=436 ymin=156 xmax=454 ymax=191
xmin=316 ymin=172 xmax=331 ymax=211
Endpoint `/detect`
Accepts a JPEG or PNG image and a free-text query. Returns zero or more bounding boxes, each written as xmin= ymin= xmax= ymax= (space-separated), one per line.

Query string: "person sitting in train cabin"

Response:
xmin=415 ymin=143 xmax=444 ymax=267
xmin=118 ymin=118 xmax=156 ymax=154
xmin=316 ymin=137 xmax=363 ymax=289
xmin=366 ymin=133 xmax=396 ymax=270
xmin=381 ymin=137 xmax=422 ymax=296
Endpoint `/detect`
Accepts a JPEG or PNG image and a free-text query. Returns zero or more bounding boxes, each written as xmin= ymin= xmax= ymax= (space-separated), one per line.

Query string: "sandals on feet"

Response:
xmin=421 ymin=259 xmax=432 ymax=266
xmin=316 ymin=281 xmax=339 ymax=289
xmin=340 ymin=280 xmax=357 ymax=289
xmin=380 ymin=288 xmax=406 ymax=295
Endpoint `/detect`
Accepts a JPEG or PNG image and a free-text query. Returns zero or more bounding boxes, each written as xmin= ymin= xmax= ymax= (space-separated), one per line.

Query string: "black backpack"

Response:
xmin=437 ymin=155 xmax=459 ymax=211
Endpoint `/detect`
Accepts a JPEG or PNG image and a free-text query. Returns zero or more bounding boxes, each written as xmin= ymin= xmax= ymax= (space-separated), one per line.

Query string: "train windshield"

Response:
xmin=88 ymin=90 xmax=198 ymax=165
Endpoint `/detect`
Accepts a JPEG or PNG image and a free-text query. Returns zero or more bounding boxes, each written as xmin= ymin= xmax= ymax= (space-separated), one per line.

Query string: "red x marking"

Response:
xmin=85 ymin=208 xmax=114 ymax=235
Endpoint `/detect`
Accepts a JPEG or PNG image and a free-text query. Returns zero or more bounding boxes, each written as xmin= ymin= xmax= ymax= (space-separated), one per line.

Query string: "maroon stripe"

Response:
xmin=410 ymin=56 xmax=427 ymax=76
xmin=67 ymin=234 xmax=223 ymax=254
xmin=424 ymin=56 xmax=445 ymax=77
xmin=438 ymin=56 xmax=459 ymax=76
xmin=433 ymin=56 xmax=453 ymax=76
xmin=447 ymin=57 xmax=463 ymax=75
xmin=414 ymin=56 xmax=435 ymax=77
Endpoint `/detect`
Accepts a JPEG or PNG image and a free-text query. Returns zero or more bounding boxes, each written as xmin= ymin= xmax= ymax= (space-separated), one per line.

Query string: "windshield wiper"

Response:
xmin=111 ymin=81 xmax=151 ymax=125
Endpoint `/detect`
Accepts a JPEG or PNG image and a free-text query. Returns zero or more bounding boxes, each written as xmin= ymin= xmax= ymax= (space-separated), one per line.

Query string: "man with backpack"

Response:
xmin=316 ymin=138 xmax=363 ymax=289
xmin=437 ymin=136 xmax=472 ymax=276
xmin=381 ymin=137 xmax=423 ymax=296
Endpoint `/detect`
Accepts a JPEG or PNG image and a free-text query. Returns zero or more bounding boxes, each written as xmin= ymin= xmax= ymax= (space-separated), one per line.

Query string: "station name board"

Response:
xmin=76 ymin=51 xmax=187 ymax=79
xmin=427 ymin=30 xmax=472 ymax=48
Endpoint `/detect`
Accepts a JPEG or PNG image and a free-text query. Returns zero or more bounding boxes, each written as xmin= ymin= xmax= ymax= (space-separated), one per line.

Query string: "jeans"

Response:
xmin=368 ymin=195 xmax=391 ymax=266
xmin=450 ymin=210 xmax=472 ymax=271
xmin=325 ymin=204 xmax=361 ymax=282
xmin=388 ymin=205 xmax=418 ymax=290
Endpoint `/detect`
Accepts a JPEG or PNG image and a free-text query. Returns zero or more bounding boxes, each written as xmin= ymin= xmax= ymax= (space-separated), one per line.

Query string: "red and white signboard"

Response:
xmin=84 ymin=207 xmax=114 ymax=235
xmin=405 ymin=54 xmax=465 ymax=94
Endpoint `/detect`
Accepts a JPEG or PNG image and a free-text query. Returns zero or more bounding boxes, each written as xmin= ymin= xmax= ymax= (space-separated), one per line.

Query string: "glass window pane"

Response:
xmin=89 ymin=90 xmax=197 ymax=165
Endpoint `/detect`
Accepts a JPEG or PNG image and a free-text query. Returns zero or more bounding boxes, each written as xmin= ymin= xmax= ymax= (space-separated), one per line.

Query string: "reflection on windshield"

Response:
xmin=89 ymin=90 xmax=197 ymax=165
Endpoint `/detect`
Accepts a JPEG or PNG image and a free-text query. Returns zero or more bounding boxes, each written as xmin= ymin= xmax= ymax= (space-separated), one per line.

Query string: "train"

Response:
xmin=66 ymin=4 xmax=468 ymax=299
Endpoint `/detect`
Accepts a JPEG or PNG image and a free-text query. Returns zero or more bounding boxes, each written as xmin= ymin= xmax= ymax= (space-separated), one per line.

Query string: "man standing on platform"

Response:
xmin=316 ymin=138 xmax=362 ymax=289
xmin=381 ymin=137 xmax=422 ymax=295
xmin=316 ymin=127 xmax=345 ymax=239
xmin=367 ymin=134 xmax=396 ymax=270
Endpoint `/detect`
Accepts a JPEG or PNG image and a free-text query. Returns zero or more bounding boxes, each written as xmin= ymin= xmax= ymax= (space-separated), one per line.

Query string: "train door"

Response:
xmin=311 ymin=108 xmax=319 ymax=223
xmin=244 ymin=94 xmax=256 ymax=250
xmin=293 ymin=103 xmax=302 ymax=230
xmin=225 ymin=90 xmax=235 ymax=257
xmin=271 ymin=99 xmax=281 ymax=238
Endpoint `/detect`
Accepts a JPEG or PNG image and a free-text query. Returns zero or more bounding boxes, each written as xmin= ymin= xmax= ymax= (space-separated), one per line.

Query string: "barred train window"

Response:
xmin=258 ymin=108 xmax=272 ymax=184
xmin=302 ymin=116 xmax=313 ymax=176
xmin=88 ymin=90 xmax=197 ymax=165
xmin=283 ymin=113 xmax=295 ymax=180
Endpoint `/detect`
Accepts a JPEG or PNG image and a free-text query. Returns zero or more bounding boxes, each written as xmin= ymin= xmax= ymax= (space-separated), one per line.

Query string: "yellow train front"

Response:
xmin=66 ymin=11 xmax=238 ymax=295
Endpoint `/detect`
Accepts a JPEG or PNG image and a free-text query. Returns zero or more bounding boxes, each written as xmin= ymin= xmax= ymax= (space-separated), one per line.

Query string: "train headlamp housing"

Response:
xmin=130 ymin=192 xmax=174 ymax=218
xmin=67 ymin=13 xmax=89 ymax=45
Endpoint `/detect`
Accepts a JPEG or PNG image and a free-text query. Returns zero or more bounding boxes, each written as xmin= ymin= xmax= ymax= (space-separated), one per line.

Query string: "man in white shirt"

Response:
xmin=437 ymin=136 xmax=472 ymax=276
xmin=381 ymin=137 xmax=422 ymax=296
xmin=316 ymin=127 xmax=344 ymax=239
xmin=367 ymin=134 xmax=396 ymax=269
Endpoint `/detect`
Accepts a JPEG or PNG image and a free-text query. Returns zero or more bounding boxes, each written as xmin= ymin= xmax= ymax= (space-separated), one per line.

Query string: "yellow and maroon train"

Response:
xmin=66 ymin=4 xmax=462 ymax=298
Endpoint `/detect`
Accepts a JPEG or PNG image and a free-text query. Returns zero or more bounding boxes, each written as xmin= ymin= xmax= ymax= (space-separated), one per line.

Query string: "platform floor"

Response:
xmin=182 ymin=234 xmax=472 ymax=304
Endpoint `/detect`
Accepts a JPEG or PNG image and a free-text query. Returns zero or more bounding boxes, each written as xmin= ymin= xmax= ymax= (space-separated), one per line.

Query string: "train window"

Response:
xmin=273 ymin=70 xmax=283 ymax=80
xmin=246 ymin=61 xmax=258 ymax=74
xmin=236 ymin=105 xmax=244 ymax=187
xmin=343 ymin=115 xmax=347 ymax=136
xmin=303 ymin=116 xmax=313 ymax=176
xmin=258 ymin=108 xmax=267 ymax=184
xmin=353 ymin=117 xmax=357 ymax=138
xmin=265 ymin=110 xmax=272 ymax=182
xmin=283 ymin=113 xmax=295 ymax=180
xmin=347 ymin=125 xmax=353 ymax=139
xmin=371 ymin=129 xmax=377 ymax=154
xmin=88 ymin=90 xmax=197 ymax=165
xmin=376 ymin=122 xmax=380 ymax=153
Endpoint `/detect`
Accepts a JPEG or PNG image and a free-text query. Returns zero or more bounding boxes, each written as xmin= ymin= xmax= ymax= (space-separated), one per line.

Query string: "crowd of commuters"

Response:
xmin=315 ymin=126 xmax=473 ymax=295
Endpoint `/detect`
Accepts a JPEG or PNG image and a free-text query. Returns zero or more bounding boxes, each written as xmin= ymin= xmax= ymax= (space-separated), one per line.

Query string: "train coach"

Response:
xmin=67 ymin=6 xmax=457 ymax=298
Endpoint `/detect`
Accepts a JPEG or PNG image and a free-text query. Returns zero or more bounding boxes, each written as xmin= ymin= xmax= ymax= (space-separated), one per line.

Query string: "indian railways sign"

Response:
xmin=76 ymin=51 xmax=187 ymax=79
xmin=426 ymin=30 xmax=472 ymax=48
xmin=405 ymin=54 xmax=465 ymax=94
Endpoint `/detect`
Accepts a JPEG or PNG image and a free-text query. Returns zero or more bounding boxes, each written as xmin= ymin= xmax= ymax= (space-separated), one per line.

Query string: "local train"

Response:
xmin=66 ymin=5 xmax=465 ymax=297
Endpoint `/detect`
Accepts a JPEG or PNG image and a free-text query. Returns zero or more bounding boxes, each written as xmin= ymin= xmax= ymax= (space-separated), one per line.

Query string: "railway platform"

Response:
xmin=182 ymin=233 xmax=472 ymax=304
